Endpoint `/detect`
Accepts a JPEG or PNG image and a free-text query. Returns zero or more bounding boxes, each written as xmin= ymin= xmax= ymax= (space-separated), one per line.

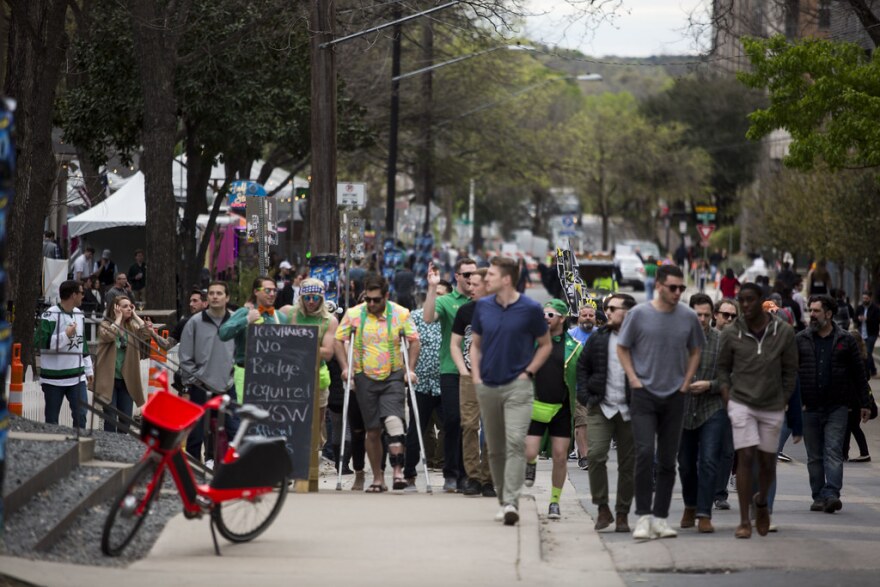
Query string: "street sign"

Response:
xmin=228 ymin=180 xmax=267 ymax=215
xmin=697 ymin=223 xmax=716 ymax=245
xmin=337 ymin=182 xmax=366 ymax=208
xmin=562 ymin=215 xmax=575 ymax=227
xmin=694 ymin=205 xmax=717 ymax=214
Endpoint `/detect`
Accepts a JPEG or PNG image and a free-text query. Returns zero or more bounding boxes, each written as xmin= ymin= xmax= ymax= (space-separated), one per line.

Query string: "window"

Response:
xmin=818 ymin=0 xmax=831 ymax=29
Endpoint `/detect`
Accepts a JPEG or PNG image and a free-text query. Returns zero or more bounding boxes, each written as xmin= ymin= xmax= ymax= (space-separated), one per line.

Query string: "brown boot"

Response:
xmin=697 ymin=517 xmax=715 ymax=533
xmin=594 ymin=504 xmax=614 ymax=530
xmin=615 ymin=513 xmax=630 ymax=533
xmin=680 ymin=507 xmax=696 ymax=528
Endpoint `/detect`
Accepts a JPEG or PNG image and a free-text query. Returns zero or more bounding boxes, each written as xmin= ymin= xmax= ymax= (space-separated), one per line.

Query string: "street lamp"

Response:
xmin=385 ymin=43 xmax=539 ymax=239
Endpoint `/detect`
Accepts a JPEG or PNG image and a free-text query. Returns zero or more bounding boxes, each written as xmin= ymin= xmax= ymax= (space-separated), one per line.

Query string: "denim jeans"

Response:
xmin=864 ymin=335 xmax=877 ymax=377
xmin=439 ymin=373 xmax=463 ymax=482
xmin=678 ymin=408 xmax=727 ymax=518
xmin=42 ymin=381 xmax=87 ymax=429
xmin=803 ymin=405 xmax=848 ymax=501
xmin=631 ymin=388 xmax=686 ymax=518
xmin=714 ymin=411 xmax=734 ymax=501
xmin=103 ymin=379 xmax=134 ymax=433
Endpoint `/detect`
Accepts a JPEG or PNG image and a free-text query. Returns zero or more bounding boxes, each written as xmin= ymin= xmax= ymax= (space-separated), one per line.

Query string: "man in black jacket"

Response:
xmin=577 ymin=293 xmax=637 ymax=533
xmin=856 ymin=291 xmax=880 ymax=378
xmin=797 ymin=295 xmax=871 ymax=514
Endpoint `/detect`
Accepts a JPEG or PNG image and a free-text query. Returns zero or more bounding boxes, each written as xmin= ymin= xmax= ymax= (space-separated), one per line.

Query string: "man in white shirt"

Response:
xmin=576 ymin=293 xmax=637 ymax=534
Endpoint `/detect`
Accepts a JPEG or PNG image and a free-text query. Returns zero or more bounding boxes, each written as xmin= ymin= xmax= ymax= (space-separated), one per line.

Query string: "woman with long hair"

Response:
xmin=94 ymin=295 xmax=152 ymax=432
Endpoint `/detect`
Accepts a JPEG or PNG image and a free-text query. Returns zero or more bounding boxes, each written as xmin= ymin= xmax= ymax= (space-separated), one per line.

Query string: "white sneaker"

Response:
xmin=205 ymin=459 xmax=214 ymax=470
xmin=632 ymin=515 xmax=654 ymax=540
xmin=503 ymin=503 xmax=519 ymax=526
xmin=494 ymin=507 xmax=505 ymax=522
xmin=651 ymin=517 xmax=678 ymax=539
xmin=729 ymin=474 xmax=737 ymax=492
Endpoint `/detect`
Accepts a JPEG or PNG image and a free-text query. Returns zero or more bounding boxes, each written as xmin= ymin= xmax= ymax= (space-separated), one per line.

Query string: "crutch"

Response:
xmin=336 ymin=327 xmax=356 ymax=491
xmin=400 ymin=334 xmax=433 ymax=494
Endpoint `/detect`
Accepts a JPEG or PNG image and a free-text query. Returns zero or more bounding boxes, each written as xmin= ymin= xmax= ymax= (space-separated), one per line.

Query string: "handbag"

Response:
xmin=531 ymin=400 xmax=563 ymax=424
xmin=869 ymin=392 xmax=878 ymax=421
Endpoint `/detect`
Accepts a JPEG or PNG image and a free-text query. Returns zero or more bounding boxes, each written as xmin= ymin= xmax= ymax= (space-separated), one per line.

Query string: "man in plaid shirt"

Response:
xmin=677 ymin=293 xmax=723 ymax=533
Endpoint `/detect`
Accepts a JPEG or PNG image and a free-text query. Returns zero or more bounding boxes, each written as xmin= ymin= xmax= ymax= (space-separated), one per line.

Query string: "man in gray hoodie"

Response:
xmin=179 ymin=281 xmax=235 ymax=463
xmin=717 ymin=283 xmax=798 ymax=539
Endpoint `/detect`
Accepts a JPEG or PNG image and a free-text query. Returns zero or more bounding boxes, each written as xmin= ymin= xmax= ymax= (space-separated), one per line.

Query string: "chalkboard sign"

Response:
xmin=243 ymin=323 xmax=320 ymax=480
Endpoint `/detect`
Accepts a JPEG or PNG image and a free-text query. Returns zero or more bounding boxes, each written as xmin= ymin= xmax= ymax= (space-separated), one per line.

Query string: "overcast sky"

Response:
xmin=522 ymin=0 xmax=708 ymax=58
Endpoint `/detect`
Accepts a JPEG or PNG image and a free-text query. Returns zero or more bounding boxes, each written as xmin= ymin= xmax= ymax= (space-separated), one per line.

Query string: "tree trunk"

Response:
xmin=129 ymin=0 xmax=190 ymax=312
xmin=179 ymin=121 xmax=213 ymax=295
xmin=4 ymin=0 xmax=71 ymax=366
xmin=309 ymin=0 xmax=338 ymax=254
xmin=846 ymin=0 xmax=880 ymax=47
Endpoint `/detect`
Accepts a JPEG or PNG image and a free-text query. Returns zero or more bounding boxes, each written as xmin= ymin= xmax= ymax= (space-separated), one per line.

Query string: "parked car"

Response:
xmin=616 ymin=240 xmax=661 ymax=261
xmin=617 ymin=254 xmax=646 ymax=290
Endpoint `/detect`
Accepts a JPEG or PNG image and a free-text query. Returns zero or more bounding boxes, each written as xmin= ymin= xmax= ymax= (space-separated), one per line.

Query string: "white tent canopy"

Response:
xmin=68 ymin=172 xmax=146 ymax=237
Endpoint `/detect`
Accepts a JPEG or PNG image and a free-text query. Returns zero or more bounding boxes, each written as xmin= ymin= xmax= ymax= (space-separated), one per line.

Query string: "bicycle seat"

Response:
xmin=237 ymin=405 xmax=270 ymax=422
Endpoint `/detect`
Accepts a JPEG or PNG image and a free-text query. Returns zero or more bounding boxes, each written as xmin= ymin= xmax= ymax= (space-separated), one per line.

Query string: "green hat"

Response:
xmin=544 ymin=299 xmax=569 ymax=316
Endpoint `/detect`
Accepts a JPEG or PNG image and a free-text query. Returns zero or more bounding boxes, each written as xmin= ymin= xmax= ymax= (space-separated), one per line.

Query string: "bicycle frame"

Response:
xmin=139 ymin=395 xmax=276 ymax=517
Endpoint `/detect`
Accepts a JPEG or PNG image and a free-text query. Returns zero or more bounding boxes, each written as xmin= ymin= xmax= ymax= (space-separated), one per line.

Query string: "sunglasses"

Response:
xmin=544 ymin=311 xmax=562 ymax=318
xmin=458 ymin=271 xmax=474 ymax=279
xmin=301 ymin=294 xmax=322 ymax=303
xmin=258 ymin=287 xmax=278 ymax=294
xmin=664 ymin=284 xmax=687 ymax=293
xmin=717 ymin=311 xmax=737 ymax=320
xmin=606 ymin=305 xmax=626 ymax=313
xmin=364 ymin=295 xmax=385 ymax=304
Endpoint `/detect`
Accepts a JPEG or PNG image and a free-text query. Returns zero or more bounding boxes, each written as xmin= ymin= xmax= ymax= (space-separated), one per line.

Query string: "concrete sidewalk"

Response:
xmin=0 ymin=458 xmax=624 ymax=587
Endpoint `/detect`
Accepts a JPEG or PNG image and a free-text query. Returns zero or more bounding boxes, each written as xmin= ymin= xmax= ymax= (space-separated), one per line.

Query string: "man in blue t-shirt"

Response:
xmin=472 ymin=256 xmax=551 ymax=526
xmin=568 ymin=302 xmax=598 ymax=468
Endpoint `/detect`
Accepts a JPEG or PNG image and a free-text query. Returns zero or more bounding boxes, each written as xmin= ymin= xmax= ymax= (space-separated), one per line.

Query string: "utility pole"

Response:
xmin=418 ymin=20 xmax=435 ymax=236
xmin=384 ymin=4 xmax=402 ymax=239
xmin=310 ymin=0 xmax=338 ymax=254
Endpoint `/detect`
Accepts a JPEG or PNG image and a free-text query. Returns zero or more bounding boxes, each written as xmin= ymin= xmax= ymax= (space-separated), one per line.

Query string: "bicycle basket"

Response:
xmin=140 ymin=391 xmax=205 ymax=452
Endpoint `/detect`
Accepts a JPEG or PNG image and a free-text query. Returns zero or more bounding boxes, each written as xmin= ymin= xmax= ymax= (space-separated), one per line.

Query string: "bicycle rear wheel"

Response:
xmin=211 ymin=477 xmax=289 ymax=543
xmin=102 ymin=455 xmax=165 ymax=556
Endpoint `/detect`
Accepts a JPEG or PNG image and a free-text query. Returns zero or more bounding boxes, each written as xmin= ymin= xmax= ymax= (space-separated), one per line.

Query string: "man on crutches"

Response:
xmin=335 ymin=326 xmax=356 ymax=491
xmin=334 ymin=275 xmax=420 ymax=492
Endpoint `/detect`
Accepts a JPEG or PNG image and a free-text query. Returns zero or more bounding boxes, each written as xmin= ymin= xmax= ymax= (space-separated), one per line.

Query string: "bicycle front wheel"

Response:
xmin=211 ymin=477 xmax=289 ymax=543
xmin=102 ymin=455 xmax=165 ymax=556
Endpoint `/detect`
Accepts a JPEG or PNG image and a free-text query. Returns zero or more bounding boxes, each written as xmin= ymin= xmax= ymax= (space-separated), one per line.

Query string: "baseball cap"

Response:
xmin=279 ymin=260 xmax=292 ymax=270
xmin=544 ymin=299 xmax=569 ymax=316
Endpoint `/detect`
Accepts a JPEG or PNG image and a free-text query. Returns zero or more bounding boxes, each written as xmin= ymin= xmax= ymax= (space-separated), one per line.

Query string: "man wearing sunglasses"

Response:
xmin=335 ymin=275 xmax=420 ymax=493
xmin=577 ymin=293 xmax=637 ymax=533
xmin=712 ymin=297 xmax=739 ymax=510
xmin=424 ymin=257 xmax=477 ymax=493
xmin=219 ymin=276 xmax=281 ymax=402
xmin=523 ymin=299 xmax=584 ymax=520
xmin=617 ymin=265 xmax=704 ymax=540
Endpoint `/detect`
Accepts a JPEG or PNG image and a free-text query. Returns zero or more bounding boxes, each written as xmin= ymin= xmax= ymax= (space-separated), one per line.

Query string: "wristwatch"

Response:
xmin=525 ymin=370 xmax=535 ymax=380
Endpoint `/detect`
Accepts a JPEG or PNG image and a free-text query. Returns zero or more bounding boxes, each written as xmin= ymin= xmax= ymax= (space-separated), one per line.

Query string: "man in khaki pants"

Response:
xmin=471 ymin=257 xmax=551 ymax=526
xmin=450 ymin=268 xmax=494 ymax=497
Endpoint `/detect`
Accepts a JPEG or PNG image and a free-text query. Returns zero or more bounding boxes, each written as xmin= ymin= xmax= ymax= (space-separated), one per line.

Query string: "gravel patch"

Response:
xmin=3 ymin=466 xmax=117 ymax=553
xmin=4 ymin=416 xmax=180 ymax=567
xmin=3 ymin=438 xmax=72 ymax=497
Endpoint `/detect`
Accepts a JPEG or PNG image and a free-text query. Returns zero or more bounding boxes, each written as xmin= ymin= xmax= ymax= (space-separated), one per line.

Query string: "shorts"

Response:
xmin=355 ymin=370 xmax=406 ymax=430
xmin=727 ymin=398 xmax=784 ymax=453
xmin=318 ymin=386 xmax=329 ymax=409
xmin=528 ymin=401 xmax=572 ymax=438
xmin=574 ymin=401 xmax=588 ymax=428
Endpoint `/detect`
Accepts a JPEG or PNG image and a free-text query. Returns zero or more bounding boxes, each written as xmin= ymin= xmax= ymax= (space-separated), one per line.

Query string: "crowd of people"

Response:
xmin=34 ymin=250 xmax=878 ymax=539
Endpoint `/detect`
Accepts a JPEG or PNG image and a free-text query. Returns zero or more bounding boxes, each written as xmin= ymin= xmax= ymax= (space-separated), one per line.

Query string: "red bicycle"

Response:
xmin=101 ymin=390 xmax=292 ymax=556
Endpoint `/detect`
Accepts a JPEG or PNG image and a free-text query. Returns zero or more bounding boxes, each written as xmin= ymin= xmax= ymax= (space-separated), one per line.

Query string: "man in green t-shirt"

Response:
xmin=424 ymin=256 xmax=477 ymax=492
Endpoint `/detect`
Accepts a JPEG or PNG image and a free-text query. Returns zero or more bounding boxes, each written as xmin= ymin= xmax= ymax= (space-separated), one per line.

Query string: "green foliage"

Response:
xmin=58 ymin=0 xmax=373 ymax=170
xmin=738 ymin=35 xmax=880 ymax=170
xmin=641 ymin=73 xmax=766 ymax=224
xmin=709 ymin=225 xmax=740 ymax=253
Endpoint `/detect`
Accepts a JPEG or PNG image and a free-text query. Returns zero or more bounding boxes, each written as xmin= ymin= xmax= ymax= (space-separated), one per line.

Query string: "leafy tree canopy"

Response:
xmin=738 ymin=34 xmax=880 ymax=170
